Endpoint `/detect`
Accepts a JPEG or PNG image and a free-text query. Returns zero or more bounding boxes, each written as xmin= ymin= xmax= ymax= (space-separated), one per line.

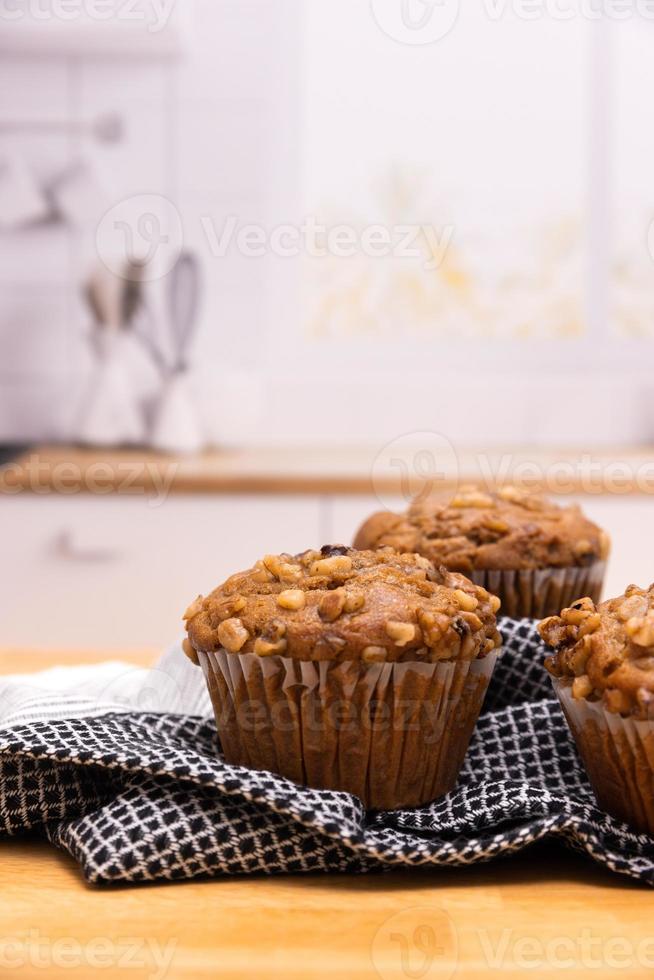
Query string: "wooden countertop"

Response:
xmin=1 ymin=649 xmax=653 ymax=979
xmin=2 ymin=444 xmax=654 ymax=496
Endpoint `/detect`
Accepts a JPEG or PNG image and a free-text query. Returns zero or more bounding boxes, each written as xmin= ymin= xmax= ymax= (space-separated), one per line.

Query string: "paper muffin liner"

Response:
xmin=552 ymin=676 xmax=654 ymax=835
xmin=470 ymin=561 xmax=606 ymax=620
xmin=197 ymin=648 xmax=499 ymax=811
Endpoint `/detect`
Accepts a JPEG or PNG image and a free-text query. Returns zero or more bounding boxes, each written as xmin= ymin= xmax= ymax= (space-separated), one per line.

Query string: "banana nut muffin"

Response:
xmin=183 ymin=546 xmax=501 ymax=810
xmin=540 ymin=585 xmax=654 ymax=720
xmin=184 ymin=545 xmax=501 ymax=666
xmin=354 ymin=485 xmax=609 ymax=619
xmin=540 ymin=584 xmax=654 ymax=833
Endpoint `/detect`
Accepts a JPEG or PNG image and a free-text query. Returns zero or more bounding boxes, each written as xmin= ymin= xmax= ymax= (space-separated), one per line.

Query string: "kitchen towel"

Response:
xmin=1 ymin=618 xmax=654 ymax=886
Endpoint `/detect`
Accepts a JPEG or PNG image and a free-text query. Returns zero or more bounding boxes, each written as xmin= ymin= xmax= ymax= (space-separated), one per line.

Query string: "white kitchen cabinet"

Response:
xmin=0 ymin=495 xmax=322 ymax=649
xmin=2 ymin=490 xmax=653 ymax=651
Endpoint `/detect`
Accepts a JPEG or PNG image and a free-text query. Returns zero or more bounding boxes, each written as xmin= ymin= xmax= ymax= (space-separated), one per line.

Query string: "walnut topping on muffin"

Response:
xmin=354 ymin=485 xmax=609 ymax=573
xmin=539 ymin=584 xmax=654 ymax=719
xmin=184 ymin=546 xmax=501 ymax=664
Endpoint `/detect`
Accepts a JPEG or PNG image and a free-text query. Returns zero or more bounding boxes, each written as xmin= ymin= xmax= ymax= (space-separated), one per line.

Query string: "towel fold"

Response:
xmin=1 ymin=620 xmax=653 ymax=887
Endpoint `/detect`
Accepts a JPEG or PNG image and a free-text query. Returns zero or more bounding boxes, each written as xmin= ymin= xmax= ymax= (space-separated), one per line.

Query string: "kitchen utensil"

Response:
xmin=122 ymin=259 xmax=168 ymax=373
xmin=149 ymin=370 xmax=204 ymax=455
xmin=86 ymin=266 xmax=124 ymax=329
xmin=76 ymin=266 xmax=145 ymax=447
xmin=150 ymin=252 xmax=204 ymax=454
xmin=168 ymin=252 xmax=201 ymax=370
xmin=76 ymin=329 xmax=145 ymax=446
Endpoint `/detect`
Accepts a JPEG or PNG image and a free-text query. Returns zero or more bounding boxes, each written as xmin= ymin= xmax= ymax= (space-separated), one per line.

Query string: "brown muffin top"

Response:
xmin=183 ymin=545 xmax=501 ymax=665
xmin=540 ymin=584 xmax=654 ymax=719
xmin=353 ymin=485 xmax=609 ymax=573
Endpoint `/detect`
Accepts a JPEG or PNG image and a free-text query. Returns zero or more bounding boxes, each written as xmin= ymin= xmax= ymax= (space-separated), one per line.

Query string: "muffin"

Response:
xmin=354 ymin=485 xmax=609 ymax=619
xmin=540 ymin=584 xmax=654 ymax=834
xmin=183 ymin=545 xmax=501 ymax=810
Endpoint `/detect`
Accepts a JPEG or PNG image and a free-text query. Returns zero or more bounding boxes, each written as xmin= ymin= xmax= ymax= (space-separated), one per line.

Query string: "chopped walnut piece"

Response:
xmin=318 ymin=589 xmax=346 ymax=622
xmin=310 ymin=555 xmax=353 ymax=577
xmin=183 ymin=596 xmax=204 ymax=623
xmin=454 ymin=589 xmax=479 ymax=612
xmin=385 ymin=621 xmax=416 ymax=647
xmin=626 ymin=614 xmax=654 ymax=648
xmin=277 ymin=590 xmax=306 ymax=611
xmin=343 ymin=593 xmax=365 ymax=614
xmin=572 ymin=675 xmax=593 ymax=700
xmin=362 ymin=646 xmax=387 ymax=663
xmin=182 ymin=638 xmax=199 ymax=665
xmin=254 ymin=636 xmax=288 ymax=657
xmin=217 ymin=618 xmax=250 ymax=653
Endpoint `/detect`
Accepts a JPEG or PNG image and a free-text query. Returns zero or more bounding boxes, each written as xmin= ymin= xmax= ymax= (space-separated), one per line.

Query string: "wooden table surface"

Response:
xmin=2 ymin=650 xmax=653 ymax=979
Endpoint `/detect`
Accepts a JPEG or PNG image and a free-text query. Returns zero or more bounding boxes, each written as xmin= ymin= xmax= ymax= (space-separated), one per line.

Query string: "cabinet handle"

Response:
xmin=49 ymin=529 xmax=124 ymax=564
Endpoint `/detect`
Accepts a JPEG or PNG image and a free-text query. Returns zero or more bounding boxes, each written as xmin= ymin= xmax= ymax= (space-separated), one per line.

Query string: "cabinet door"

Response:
xmin=0 ymin=495 xmax=322 ymax=648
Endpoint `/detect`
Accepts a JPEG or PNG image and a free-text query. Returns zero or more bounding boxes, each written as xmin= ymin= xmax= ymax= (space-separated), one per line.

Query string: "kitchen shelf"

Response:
xmin=5 ymin=444 xmax=654 ymax=497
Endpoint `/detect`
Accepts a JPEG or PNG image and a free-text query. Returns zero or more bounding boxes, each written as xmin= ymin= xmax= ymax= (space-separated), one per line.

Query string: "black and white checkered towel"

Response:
xmin=1 ymin=619 xmax=654 ymax=886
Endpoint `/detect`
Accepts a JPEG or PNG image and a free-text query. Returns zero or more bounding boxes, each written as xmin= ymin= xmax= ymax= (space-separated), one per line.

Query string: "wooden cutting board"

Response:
xmin=0 ymin=649 xmax=652 ymax=979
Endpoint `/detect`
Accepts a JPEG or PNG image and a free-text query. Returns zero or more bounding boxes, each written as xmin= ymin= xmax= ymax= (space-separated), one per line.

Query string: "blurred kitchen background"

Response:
xmin=1 ymin=1 xmax=654 ymax=650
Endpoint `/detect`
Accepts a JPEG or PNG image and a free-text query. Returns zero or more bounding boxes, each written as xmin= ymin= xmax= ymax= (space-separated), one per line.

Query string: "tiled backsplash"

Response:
xmin=1 ymin=4 xmax=653 ymax=448
xmin=0 ymin=0 xmax=297 ymax=444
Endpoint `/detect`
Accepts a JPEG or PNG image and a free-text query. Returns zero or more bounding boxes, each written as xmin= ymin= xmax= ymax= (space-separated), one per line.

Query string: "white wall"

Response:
xmin=1 ymin=5 xmax=653 ymax=448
